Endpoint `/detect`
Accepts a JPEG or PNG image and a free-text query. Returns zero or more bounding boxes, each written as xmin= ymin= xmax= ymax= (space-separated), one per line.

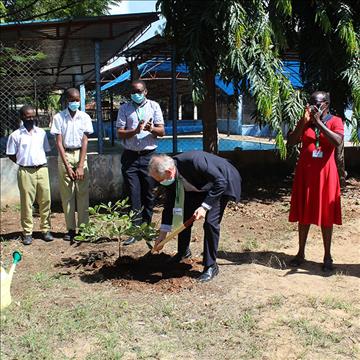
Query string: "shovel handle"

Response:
xmin=152 ymin=215 xmax=196 ymax=253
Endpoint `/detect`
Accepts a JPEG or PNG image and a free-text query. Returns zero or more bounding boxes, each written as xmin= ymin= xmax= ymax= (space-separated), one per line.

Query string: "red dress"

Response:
xmin=289 ymin=116 xmax=344 ymax=227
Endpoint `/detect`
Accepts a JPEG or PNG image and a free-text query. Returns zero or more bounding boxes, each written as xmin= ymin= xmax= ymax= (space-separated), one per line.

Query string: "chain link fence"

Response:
xmin=0 ymin=42 xmax=48 ymax=156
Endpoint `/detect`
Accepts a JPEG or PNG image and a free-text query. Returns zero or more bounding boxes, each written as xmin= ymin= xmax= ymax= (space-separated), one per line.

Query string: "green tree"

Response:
xmin=292 ymin=1 xmax=360 ymax=142
xmin=75 ymin=199 xmax=159 ymax=258
xmin=1 ymin=0 xmax=119 ymax=22
xmin=157 ymin=0 xmax=360 ymax=154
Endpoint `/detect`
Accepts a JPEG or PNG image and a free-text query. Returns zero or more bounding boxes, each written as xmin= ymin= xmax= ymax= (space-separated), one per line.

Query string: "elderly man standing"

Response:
xmin=6 ymin=105 xmax=53 ymax=245
xmin=117 ymin=80 xmax=165 ymax=245
xmin=149 ymin=151 xmax=242 ymax=282
xmin=51 ymin=88 xmax=93 ymax=242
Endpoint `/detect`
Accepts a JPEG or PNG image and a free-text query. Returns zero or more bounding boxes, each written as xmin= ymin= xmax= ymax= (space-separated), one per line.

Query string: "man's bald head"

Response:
xmin=310 ymin=91 xmax=330 ymax=104
xmin=65 ymin=88 xmax=80 ymax=101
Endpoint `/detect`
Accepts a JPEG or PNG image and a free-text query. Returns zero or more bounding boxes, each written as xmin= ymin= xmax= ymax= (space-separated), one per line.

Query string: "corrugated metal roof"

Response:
xmin=0 ymin=13 xmax=159 ymax=93
xmin=123 ymin=34 xmax=170 ymax=60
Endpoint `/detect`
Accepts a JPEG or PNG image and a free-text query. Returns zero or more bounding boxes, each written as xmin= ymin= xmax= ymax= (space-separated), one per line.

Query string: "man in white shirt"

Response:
xmin=51 ymin=88 xmax=93 ymax=242
xmin=6 ymin=105 xmax=53 ymax=245
xmin=117 ymin=80 xmax=165 ymax=245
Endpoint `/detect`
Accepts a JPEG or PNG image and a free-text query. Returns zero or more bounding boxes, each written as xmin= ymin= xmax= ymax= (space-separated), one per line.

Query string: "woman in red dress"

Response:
xmin=288 ymin=91 xmax=344 ymax=272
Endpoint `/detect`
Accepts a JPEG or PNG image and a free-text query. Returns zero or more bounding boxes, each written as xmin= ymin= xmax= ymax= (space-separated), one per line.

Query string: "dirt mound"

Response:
xmin=59 ymin=251 xmax=204 ymax=293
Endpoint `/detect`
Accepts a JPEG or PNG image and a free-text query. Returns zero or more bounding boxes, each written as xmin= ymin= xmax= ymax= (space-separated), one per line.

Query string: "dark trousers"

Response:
xmin=121 ymin=150 xmax=157 ymax=225
xmin=178 ymin=192 xmax=229 ymax=267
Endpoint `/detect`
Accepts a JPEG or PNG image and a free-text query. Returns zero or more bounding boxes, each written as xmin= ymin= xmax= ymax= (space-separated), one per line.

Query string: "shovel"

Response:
xmin=151 ymin=215 xmax=196 ymax=254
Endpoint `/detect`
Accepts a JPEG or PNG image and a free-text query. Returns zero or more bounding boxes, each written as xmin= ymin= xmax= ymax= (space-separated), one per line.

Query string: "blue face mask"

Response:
xmin=68 ymin=101 xmax=80 ymax=112
xmin=131 ymin=93 xmax=145 ymax=104
xmin=160 ymin=178 xmax=175 ymax=186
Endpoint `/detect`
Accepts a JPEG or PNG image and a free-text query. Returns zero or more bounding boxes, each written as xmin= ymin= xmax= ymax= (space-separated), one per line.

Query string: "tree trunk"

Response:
xmin=129 ymin=60 xmax=140 ymax=81
xmin=202 ymin=70 xmax=218 ymax=153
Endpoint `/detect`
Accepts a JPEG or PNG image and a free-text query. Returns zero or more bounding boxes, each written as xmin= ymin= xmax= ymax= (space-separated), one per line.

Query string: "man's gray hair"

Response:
xmin=19 ymin=104 xmax=35 ymax=118
xmin=148 ymin=154 xmax=175 ymax=176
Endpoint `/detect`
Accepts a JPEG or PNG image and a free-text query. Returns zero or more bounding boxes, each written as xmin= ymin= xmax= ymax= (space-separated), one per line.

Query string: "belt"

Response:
xmin=20 ymin=164 xmax=47 ymax=169
xmin=125 ymin=149 xmax=156 ymax=156
xmin=65 ymin=147 xmax=81 ymax=152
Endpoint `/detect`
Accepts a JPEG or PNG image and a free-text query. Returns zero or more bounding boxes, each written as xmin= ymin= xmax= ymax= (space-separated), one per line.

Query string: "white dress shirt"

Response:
xmin=116 ymin=99 xmax=164 ymax=151
xmin=6 ymin=126 xmax=51 ymax=166
xmin=50 ymin=109 xmax=94 ymax=149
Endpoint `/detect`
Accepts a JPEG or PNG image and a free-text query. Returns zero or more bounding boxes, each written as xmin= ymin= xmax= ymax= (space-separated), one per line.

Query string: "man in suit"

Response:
xmin=148 ymin=151 xmax=241 ymax=282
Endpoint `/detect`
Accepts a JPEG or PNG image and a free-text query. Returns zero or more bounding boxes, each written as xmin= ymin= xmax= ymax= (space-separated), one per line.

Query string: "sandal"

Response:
xmin=289 ymin=255 xmax=305 ymax=267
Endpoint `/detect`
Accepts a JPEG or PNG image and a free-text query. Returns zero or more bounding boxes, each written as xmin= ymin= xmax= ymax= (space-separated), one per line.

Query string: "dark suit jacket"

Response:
xmin=161 ymin=151 xmax=241 ymax=227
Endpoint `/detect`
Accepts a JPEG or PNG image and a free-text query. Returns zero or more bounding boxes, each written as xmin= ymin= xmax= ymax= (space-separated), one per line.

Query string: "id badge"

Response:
xmin=312 ymin=149 xmax=323 ymax=158
xmin=173 ymin=208 xmax=183 ymax=216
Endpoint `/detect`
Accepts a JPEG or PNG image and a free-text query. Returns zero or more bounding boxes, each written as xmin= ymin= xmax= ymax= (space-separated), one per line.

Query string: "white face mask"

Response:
xmin=68 ymin=101 xmax=80 ymax=112
xmin=160 ymin=177 xmax=175 ymax=186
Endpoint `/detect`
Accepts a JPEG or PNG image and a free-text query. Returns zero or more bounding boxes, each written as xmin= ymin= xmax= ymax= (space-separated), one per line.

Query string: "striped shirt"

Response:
xmin=116 ymin=99 xmax=164 ymax=151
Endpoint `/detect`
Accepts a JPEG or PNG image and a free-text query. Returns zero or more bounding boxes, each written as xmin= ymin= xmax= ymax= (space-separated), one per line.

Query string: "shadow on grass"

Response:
xmin=217 ymin=250 xmax=360 ymax=278
xmin=56 ymin=252 xmax=202 ymax=285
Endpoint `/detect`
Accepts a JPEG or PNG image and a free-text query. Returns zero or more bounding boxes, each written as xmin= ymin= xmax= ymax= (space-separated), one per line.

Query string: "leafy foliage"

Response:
xmin=0 ymin=0 xmax=119 ymax=22
xmin=75 ymin=199 xmax=159 ymax=257
xmin=293 ymin=0 xmax=360 ymax=143
xmin=157 ymin=0 xmax=360 ymax=154
xmin=0 ymin=46 xmax=46 ymax=77
xmin=158 ymin=0 xmax=304 ymax=156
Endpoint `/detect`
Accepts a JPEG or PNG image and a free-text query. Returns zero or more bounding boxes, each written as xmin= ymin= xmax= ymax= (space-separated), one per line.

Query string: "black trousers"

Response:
xmin=121 ymin=150 xmax=157 ymax=225
xmin=178 ymin=192 xmax=229 ymax=267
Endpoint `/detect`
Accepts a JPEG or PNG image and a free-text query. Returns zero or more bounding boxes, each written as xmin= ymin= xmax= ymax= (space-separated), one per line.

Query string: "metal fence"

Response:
xmin=0 ymin=42 xmax=47 ymax=156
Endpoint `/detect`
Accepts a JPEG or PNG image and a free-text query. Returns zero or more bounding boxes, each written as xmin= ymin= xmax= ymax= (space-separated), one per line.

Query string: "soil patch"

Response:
xmin=57 ymin=250 xmax=203 ymax=293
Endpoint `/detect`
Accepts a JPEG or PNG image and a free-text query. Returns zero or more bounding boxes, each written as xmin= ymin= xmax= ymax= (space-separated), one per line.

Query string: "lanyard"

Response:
xmin=314 ymin=127 xmax=320 ymax=149
xmin=133 ymin=102 xmax=145 ymax=123
xmin=173 ymin=176 xmax=185 ymax=229
xmin=314 ymin=114 xmax=332 ymax=149
xmin=175 ymin=176 xmax=181 ymax=204
xmin=135 ymin=107 xmax=144 ymax=123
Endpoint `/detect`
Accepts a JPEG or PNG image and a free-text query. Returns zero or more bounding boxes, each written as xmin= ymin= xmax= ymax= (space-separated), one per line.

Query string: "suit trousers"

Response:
xmin=177 ymin=192 xmax=229 ymax=267
xmin=58 ymin=150 xmax=89 ymax=231
xmin=18 ymin=167 xmax=51 ymax=235
xmin=121 ymin=150 xmax=157 ymax=225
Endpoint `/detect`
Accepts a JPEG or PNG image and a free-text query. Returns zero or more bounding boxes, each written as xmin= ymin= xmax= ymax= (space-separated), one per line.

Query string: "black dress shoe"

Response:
xmin=22 ymin=235 xmax=33 ymax=245
xmin=64 ymin=230 xmax=76 ymax=241
xmin=42 ymin=231 xmax=54 ymax=242
xmin=197 ymin=263 xmax=219 ymax=282
xmin=322 ymin=257 xmax=334 ymax=272
xmin=123 ymin=237 xmax=136 ymax=246
xmin=167 ymin=249 xmax=192 ymax=264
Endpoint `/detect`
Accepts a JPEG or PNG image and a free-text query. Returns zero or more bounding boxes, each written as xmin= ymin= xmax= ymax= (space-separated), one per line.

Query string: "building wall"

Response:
xmin=1 ymin=154 xmax=124 ymax=206
xmin=1 ymin=147 xmax=359 ymax=205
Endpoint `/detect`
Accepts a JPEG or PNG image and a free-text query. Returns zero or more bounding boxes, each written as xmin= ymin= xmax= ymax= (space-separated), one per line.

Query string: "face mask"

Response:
xmin=131 ymin=93 xmax=145 ymax=104
xmin=160 ymin=177 xmax=175 ymax=186
xmin=23 ymin=120 xmax=34 ymax=131
xmin=68 ymin=101 xmax=80 ymax=112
